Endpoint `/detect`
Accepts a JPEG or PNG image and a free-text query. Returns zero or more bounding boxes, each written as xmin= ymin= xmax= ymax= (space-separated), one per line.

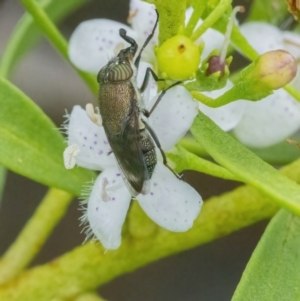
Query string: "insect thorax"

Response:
xmin=98 ymin=58 xmax=139 ymax=135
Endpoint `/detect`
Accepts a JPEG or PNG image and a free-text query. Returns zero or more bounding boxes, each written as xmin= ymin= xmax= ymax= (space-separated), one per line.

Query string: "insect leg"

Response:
xmin=143 ymin=121 xmax=180 ymax=179
xmin=139 ymin=67 xmax=165 ymax=93
xmin=134 ymin=10 xmax=159 ymax=69
xmin=144 ymin=81 xmax=182 ymax=117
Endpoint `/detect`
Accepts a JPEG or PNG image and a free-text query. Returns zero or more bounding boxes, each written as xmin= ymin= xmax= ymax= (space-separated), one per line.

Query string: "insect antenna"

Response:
xmin=134 ymin=9 xmax=159 ymax=69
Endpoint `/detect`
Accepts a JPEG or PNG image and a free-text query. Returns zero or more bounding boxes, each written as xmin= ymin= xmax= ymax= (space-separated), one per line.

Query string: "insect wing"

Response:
xmin=107 ymin=108 xmax=150 ymax=197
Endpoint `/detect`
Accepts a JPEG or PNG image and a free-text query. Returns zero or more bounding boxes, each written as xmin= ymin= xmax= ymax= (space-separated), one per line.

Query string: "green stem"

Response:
xmin=185 ymin=2 xmax=206 ymax=37
xmin=0 ymin=166 xmax=6 ymax=206
xmin=20 ymin=0 xmax=98 ymax=95
xmin=7 ymin=148 xmax=300 ymax=299
xmin=191 ymin=90 xmax=225 ymax=107
xmin=191 ymin=0 xmax=232 ymax=42
xmin=0 ymin=0 xmax=87 ymax=78
xmin=0 ymin=163 xmax=287 ymax=301
xmin=4 ymin=152 xmax=300 ymax=300
xmin=0 ymin=188 xmax=73 ymax=284
xmin=230 ymin=24 xmax=259 ymax=61
xmin=284 ymin=84 xmax=300 ymax=102
xmin=168 ymin=145 xmax=240 ymax=181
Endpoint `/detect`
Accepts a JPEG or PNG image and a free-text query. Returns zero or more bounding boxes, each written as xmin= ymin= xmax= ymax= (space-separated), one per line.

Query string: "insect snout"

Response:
xmin=119 ymin=28 xmax=138 ymax=58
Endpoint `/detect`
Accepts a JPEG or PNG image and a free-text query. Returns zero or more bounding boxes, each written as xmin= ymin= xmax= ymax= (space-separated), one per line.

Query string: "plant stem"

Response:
xmin=191 ymin=0 xmax=232 ymax=42
xmin=185 ymin=2 xmax=206 ymax=37
xmin=0 ymin=166 xmax=6 ymax=207
xmin=3 ymin=131 xmax=300 ymax=300
xmin=7 ymin=153 xmax=300 ymax=300
xmin=168 ymin=145 xmax=240 ymax=181
xmin=20 ymin=0 xmax=98 ymax=95
xmin=0 ymin=188 xmax=73 ymax=284
xmin=0 ymin=173 xmax=282 ymax=300
xmin=284 ymin=84 xmax=300 ymax=103
xmin=230 ymin=24 xmax=258 ymax=61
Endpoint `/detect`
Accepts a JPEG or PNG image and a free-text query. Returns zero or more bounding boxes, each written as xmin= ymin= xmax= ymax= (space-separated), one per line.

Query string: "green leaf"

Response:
xmin=246 ymin=0 xmax=288 ymax=24
xmin=191 ymin=112 xmax=300 ymax=216
xmin=0 ymin=0 xmax=88 ymax=78
xmin=0 ymin=77 xmax=94 ymax=196
xmin=179 ymin=136 xmax=300 ymax=165
xmin=232 ymin=209 xmax=300 ymax=301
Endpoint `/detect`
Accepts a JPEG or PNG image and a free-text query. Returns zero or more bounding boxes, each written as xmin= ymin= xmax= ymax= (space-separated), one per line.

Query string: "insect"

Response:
xmin=97 ymin=10 xmax=178 ymax=197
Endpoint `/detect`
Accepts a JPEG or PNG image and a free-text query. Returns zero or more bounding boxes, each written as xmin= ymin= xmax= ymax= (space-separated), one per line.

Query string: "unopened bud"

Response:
xmin=205 ymin=55 xmax=226 ymax=76
xmin=244 ymin=50 xmax=297 ymax=90
xmin=156 ymin=35 xmax=200 ymax=80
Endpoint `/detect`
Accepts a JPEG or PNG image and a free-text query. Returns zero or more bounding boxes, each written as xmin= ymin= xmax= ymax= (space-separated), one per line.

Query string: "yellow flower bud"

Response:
xmin=156 ymin=35 xmax=200 ymax=80
xmin=245 ymin=50 xmax=297 ymax=90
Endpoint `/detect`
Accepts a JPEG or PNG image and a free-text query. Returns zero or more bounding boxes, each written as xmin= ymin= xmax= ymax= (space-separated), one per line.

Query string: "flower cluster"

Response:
xmin=198 ymin=22 xmax=300 ymax=148
xmin=65 ymin=0 xmax=300 ymax=249
xmin=69 ymin=0 xmax=300 ymax=149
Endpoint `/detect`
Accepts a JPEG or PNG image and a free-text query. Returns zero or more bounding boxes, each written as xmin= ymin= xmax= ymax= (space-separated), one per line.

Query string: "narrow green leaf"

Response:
xmin=179 ymin=136 xmax=300 ymax=165
xmin=0 ymin=77 xmax=94 ymax=196
xmin=232 ymin=209 xmax=300 ymax=301
xmin=0 ymin=0 xmax=88 ymax=78
xmin=191 ymin=112 xmax=300 ymax=216
xmin=246 ymin=0 xmax=288 ymax=24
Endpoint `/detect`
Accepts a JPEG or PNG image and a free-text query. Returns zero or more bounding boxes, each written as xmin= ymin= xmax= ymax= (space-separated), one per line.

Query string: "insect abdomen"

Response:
xmin=140 ymin=129 xmax=157 ymax=178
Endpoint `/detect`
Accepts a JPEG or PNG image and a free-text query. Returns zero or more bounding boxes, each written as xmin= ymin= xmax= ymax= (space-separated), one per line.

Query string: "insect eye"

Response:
xmin=107 ymin=63 xmax=133 ymax=82
xmin=97 ymin=67 xmax=106 ymax=83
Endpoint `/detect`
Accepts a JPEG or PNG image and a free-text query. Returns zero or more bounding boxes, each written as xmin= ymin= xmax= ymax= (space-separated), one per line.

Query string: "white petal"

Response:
xmin=87 ymin=168 xmax=131 ymax=249
xmin=233 ymin=89 xmax=300 ymax=148
xmin=137 ymin=162 xmax=202 ymax=232
xmin=147 ymin=86 xmax=198 ymax=151
xmin=69 ymin=19 xmax=137 ymax=74
xmin=129 ymin=0 xmax=158 ymax=63
xmin=201 ymin=28 xmax=224 ymax=60
xmin=67 ymin=105 xmax=114 ymax=170
xmin=239 ymin=22 xmax=284 ymax=54
xmin=283 ymin=31 xmax=300 ymax=61
xmin=240 ymin=22 xmax=300 ymax=62
xmin=198 ymin=81 xmax=246 ymax=131
xmin=185 ymin=7 xmax=194 ymax=25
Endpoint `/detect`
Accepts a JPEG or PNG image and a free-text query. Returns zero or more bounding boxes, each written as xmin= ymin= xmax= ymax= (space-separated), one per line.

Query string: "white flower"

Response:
xmin=64 ymin=85 xmax=202 ymax=250
xmin=68 ymin=0 xmax=158 ymax=74
xmin=197 ymin=22 xmax=300 ymax=148
xmin=199 ymin=81 xmax=246 ymax=132
xmin=66 ymin=0 xmax=204 ymax=250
